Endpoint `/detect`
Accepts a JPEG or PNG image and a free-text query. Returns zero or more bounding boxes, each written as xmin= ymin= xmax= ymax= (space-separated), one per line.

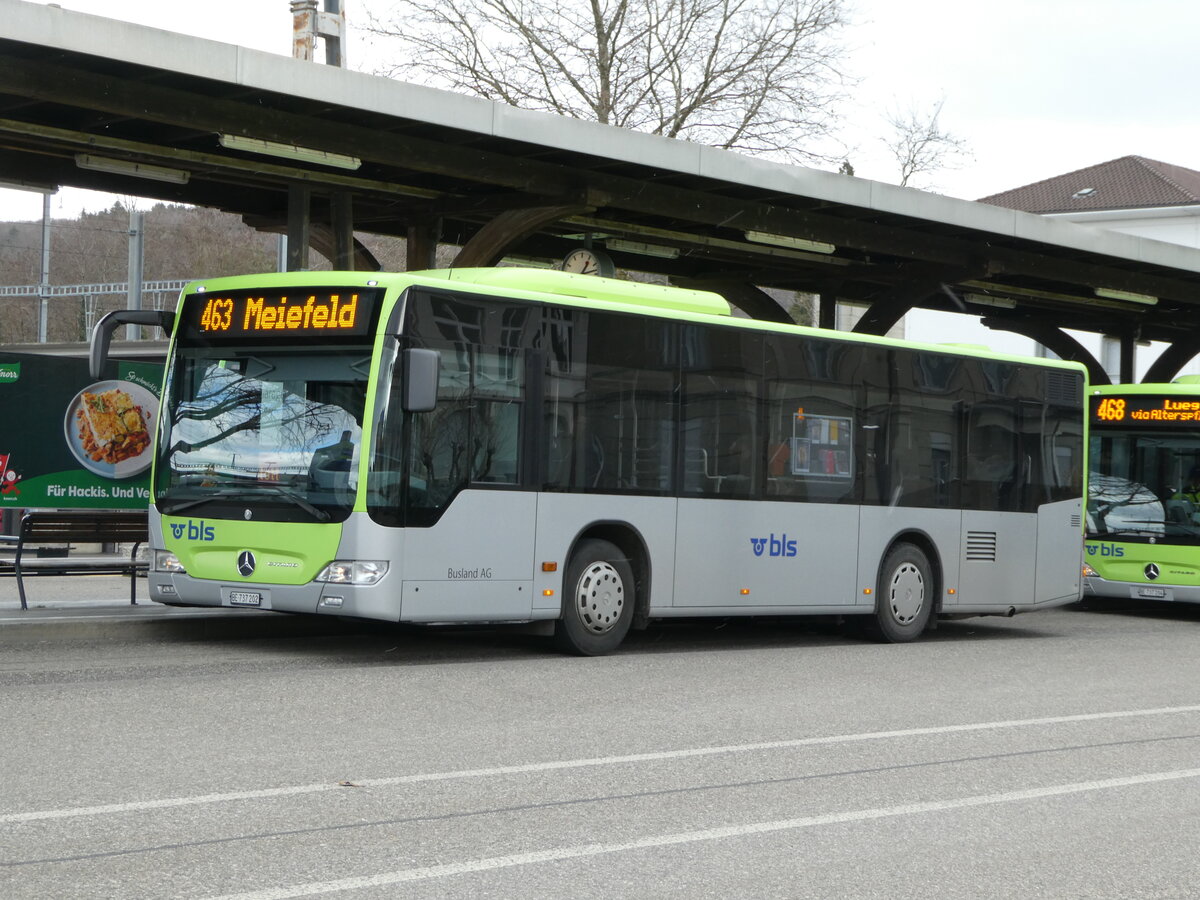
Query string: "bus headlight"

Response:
xmin=1082 ymin=562 xmax=1098 ymax=578
xmin=155 ymin=550 xmax=186 ymax=574
xmin=315 ymin=560 xmax=389 ymax=585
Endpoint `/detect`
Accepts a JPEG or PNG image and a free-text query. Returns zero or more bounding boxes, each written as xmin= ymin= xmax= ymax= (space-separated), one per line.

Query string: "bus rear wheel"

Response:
xmin=864 ymin=542 xmax=933 ymax=643
xmin=553 ymin=539 xmax=634 ymax=656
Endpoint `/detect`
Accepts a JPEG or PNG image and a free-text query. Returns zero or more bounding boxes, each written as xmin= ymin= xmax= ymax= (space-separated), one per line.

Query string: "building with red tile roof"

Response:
xmin=980 ymin=156 xmax=1200 ymax=215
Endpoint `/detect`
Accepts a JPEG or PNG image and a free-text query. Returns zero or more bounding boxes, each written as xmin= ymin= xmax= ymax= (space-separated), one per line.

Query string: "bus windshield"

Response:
xmin=1089 ymin=429 xmax=1200 ymax=544
xmin=154 ymin=345 xmax=370 ymax=522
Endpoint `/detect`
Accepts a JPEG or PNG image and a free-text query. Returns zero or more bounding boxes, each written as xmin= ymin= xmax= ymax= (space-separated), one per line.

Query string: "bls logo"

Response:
xmin=750 ymin=533 xmax=798 ymax=557
xmin=1085 ymin=543 xmax=1124 ymax=558
xmin=169 ymin=519 xmax=216 ymax=541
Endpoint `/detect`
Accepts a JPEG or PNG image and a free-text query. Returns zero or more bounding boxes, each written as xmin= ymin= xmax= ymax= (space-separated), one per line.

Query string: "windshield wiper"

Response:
xmin=159 ymin=485 xmax=330 ymax=522
xmin=252 ymin=484 xmax=332 ymax=522
xmin=157 ymin=488 xmax=244 ymax=516
xmin=1093 ymin=527 xmax=1166 ymax=539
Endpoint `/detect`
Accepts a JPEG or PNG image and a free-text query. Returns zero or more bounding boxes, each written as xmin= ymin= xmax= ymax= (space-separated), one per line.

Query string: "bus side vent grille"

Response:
xmin=1046 ymin=371 xmax=1081 ymax=404
xmin=1070 ymin=514 xmax=1082 ymax=528
xmin=966 ymin=531 xmax=998 ymax=562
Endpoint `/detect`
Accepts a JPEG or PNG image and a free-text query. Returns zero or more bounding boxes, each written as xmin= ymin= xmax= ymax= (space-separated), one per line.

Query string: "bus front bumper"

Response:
xmin=1083 ymin=574 xmax=1200 ymax=604
xmin=148 ymin=571 xmax=399 ymax=620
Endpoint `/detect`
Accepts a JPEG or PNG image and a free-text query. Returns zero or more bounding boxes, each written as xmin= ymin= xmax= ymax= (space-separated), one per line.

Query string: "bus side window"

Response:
xmin=967 ymin=415 xmax=1019 ymax=510
xmin=545 ymin=413 xmax=573 ymax=487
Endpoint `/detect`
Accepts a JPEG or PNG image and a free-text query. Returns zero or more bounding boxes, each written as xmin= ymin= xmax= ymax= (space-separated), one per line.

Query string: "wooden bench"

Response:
xmin=0 ymin=510 xmax=149 ymax=610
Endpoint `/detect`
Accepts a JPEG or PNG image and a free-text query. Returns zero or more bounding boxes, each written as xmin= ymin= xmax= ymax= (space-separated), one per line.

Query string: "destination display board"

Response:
xmin=177 ymin=287 xmax=384 ymax=342
xmin=1090 ymin=394 xmax=1200 ymax=425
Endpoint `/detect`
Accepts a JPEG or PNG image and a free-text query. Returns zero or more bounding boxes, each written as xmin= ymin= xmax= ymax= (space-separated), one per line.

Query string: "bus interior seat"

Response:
xmin=1166 ymin=498 xmax=1195 ymax=525
xmin=545 ymin=414 xmax=573 ymax=485
xmin=683 ymin=447 xmax=704 ymax=492
xmin=586 ymin=433 xmax=605 ymax=488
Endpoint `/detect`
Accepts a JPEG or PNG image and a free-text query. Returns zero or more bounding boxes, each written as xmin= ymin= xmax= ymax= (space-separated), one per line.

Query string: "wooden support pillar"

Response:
xmin=981 ymin=316 xmax=1109 ymax=385
xmin=671 ymin=278 xmax=791 ymax=323
xmin=852 ymin=296 xmax=915 ymax=336
xmin=1120 ymin=332 xmax=1135 ymax=385
xmin=452 ymin=205 xmax=590 ymax=268
xmin=331 ymin=191 xmax=354 ymax=270
xmin=852 ymin=277 xmax=956 ymax=336
xmin=406 ymin=221 xmax=440 ymax=271
xmin=286 ymin=184 xmax=311 ymax=272
xmin=818 ymin=294 xmax=837 ymax=330
xmin=1143 ymin=338 xmax=1200 ymax=384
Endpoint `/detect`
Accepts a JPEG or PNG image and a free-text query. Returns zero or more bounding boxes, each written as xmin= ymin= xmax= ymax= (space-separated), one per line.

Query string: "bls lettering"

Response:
xmin=1085 ymin=543 xmax=1124 ymax=558
xmin=170 ymin=519 xmax=216 ymax=541
xmin=750 ymin=533 xmax=797 ymax=557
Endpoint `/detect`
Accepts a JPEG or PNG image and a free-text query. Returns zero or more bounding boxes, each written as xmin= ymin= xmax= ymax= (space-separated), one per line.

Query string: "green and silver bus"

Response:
xmin=1085 ymin=380 xmax=1200 ymax=604
xmin=92 ymin=268 xmax=1086 ymax=653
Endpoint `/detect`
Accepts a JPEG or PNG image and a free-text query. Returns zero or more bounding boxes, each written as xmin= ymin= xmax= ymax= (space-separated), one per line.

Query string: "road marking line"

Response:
xmin=204 ymin=766 xmax=1200 ymax=899
xmin=5 ymin=703 xmax=1200 ymax=824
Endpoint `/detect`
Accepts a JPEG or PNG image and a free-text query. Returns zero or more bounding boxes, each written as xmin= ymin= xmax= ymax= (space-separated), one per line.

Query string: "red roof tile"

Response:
xmin=978 ymin=156 xmax=1200 ymax=213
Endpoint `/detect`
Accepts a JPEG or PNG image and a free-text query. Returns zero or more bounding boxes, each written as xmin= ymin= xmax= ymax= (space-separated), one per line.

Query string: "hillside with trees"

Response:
xmin=0 ymin=201 xmax=816 ymax=343
xmin=0 ymin=203 xmax=407 ymax=344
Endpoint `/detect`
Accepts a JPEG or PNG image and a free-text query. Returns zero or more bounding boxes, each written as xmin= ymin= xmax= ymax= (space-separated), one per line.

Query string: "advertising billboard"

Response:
xmin=0 ymin=352 xmax=163 ymax=510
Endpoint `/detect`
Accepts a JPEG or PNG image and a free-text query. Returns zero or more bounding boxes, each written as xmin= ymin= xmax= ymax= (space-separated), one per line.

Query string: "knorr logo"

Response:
xmin=0 ymin=364 xmax=19 ymax=383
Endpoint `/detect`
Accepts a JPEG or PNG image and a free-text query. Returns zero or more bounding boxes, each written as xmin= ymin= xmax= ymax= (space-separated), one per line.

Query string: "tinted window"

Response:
xmin=681 ymin=326 xmax=761 ymax=498
xmin=544 ymin=310 xmax=676 ymax=494
xmin=369 ymin=290 xmax=536 ymax=527
xmin=764 ymin=335 xmax=859 ymax=503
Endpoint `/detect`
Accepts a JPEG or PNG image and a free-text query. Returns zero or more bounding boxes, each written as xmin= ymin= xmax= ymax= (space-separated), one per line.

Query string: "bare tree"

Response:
xmin=881 ymin=97 xmax=971 ymax=189
xmin=364 ymin=0 xmax=851 ymax=163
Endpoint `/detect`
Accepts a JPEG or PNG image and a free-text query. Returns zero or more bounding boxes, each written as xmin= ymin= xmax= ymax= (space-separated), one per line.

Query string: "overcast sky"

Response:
xmin=6 ymin=0 xmax=1197 ymax=220
xmin=8 ymin=0 xmax=1195 ymax=364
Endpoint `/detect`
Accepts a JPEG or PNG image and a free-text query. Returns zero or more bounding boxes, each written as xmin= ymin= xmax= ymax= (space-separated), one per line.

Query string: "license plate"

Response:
xmin=229 ymin=591 xmax=262 ymax=607
xmin=1138 ymin=587 xmax=1166 ymax=599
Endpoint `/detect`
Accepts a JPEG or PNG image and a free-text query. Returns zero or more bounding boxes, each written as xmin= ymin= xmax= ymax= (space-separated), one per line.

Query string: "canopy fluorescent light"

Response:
xmin=1094 ymin=287 xmax=1157 ymax=306
xmin=606 ymin=239 xmax=679 ymax=259
xmin=219 ymin=134 xmax=361 ymax=170
xmin=75 ymin=154 xmax=190 ymax=185
xmin=744 ymin=231 xmax=835 ymax=254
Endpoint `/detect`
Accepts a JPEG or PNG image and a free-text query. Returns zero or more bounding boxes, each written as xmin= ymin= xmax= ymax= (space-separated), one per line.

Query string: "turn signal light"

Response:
xmin=155 ymin=550 xmax=186 ymax=574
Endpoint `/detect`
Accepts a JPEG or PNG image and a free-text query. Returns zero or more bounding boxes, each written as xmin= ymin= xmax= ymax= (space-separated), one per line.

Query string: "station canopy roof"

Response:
xmin=4 ymin=0 xmax=1200 ymax=380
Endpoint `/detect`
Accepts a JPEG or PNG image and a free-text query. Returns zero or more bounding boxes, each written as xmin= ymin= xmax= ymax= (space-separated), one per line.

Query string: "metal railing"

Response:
xmin=0 ymin=280 xmax=188 ymax=341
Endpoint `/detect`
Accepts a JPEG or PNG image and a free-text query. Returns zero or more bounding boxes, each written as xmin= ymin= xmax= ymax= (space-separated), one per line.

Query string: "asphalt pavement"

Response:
xmin=0 ymin=573 xmax=352 ymax=642
xmin=6 ymin=588 xmax=1200 ymax=898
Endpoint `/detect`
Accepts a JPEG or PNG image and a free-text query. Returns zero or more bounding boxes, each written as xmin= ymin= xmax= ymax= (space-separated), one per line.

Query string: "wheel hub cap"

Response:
xmin=576 ymin=561 xmax=624 ymax=634
xmin=889 ymin=562 xmax=924 ymax=625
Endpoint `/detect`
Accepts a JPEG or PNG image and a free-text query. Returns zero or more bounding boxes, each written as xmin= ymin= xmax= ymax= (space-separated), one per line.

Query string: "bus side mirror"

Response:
xmin=90 ymin=309 xmax=175 ymax=379
xmin=403 ymin=348 xmax=440 ymax=412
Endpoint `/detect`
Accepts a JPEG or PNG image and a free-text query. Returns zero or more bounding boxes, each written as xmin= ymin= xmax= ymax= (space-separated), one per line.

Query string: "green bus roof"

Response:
xmin=179 ymin=268 xmax=1088 ymax=374
xmin=1091 ymin=381 xmax=1200 ymax=396
xmin=427 ymin=267 xmax=732 ymax=317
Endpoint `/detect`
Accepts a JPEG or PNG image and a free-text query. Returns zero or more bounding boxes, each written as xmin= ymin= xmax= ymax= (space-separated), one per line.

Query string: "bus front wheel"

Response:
xmin=865 ymin=542 xmax=933 ymax=643
xmin=554 ymin=539 xmax=634 ymax=656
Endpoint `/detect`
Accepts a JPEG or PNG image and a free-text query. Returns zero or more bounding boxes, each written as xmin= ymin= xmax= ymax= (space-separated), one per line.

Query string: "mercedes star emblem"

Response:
xmin=1144 ymin=563 xmax=1160 ymax=581
xmin=237 ymin=550 xmax=257 ymax=577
